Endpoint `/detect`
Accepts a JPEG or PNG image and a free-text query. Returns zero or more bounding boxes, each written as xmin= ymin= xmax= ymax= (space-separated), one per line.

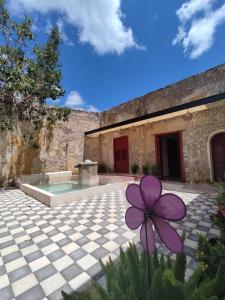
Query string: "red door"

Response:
xmin=212 ymin=133 xmax=225 ymax=181
xmin=114 ymin=136 xmax=129 ymax=173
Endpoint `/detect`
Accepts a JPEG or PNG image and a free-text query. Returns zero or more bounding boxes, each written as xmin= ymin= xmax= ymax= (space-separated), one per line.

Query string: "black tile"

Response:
xmin=61 ymin=263 xmax=83 ymax=281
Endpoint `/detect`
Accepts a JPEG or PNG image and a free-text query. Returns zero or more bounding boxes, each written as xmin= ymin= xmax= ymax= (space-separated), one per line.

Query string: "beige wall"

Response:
xmin=0 ymin=110 xmax=100 ymax=186
xmin=96 ymin=105 xmax=225 ymax=183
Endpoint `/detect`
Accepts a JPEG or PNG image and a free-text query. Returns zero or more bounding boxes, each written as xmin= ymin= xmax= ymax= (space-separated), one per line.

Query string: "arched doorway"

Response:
xmin=212 ymin=132 xmax=225 ymax=181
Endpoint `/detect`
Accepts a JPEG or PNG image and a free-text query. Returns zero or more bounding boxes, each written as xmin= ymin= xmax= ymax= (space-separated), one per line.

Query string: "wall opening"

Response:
xmin=211 ymin=132 xmax=225 ymax=181
xmin=156 ymin=132 xmax=184 ymax=181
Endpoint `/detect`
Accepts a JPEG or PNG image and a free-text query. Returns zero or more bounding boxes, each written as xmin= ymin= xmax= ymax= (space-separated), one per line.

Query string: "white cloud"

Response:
xmin=87 ymin=105 xmax=99 ymax=112
xmin=173 ymin=0 xmax=225 ymax=58
xmin=65 ymin=91 xmax=85 ymax=107
xmin=7 ymin=0 xmax=140 ymax=55
xmin=56 ymin=19 xmax=75 ymax=47
xmin=65 ymin=90 xmax=99 ymax=112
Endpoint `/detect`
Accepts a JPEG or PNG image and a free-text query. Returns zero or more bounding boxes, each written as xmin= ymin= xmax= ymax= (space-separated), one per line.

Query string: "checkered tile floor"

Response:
xmin=0 ymin=183 xmax=219 ymax=299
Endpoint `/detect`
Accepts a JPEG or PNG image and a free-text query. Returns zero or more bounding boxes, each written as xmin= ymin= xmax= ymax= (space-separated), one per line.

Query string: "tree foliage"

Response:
xmin=0 ymin=0 xmax=70 ymax=130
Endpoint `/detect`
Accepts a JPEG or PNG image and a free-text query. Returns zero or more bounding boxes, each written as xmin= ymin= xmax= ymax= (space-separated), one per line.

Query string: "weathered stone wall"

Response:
xmin=100 ymin=63 xmax=225 ymax=126
xmin=97 ymin=105 xmax=225 ymax=183
xmin=0 ymin=110 xmax=100 ymax=186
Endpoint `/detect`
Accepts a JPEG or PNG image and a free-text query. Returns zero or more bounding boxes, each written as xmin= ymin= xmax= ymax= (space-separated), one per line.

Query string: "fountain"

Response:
xmin=76 ymin=159 xmax=99 ymax=186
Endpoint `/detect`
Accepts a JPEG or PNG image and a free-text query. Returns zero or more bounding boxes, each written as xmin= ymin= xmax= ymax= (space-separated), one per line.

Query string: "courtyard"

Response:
xmin=0 ymin=182 xmax=219 ymax=300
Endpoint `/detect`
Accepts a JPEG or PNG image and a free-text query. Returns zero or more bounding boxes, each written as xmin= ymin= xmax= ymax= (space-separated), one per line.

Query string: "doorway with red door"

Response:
xmin=113 ymin=136 xmax=129 ymax=173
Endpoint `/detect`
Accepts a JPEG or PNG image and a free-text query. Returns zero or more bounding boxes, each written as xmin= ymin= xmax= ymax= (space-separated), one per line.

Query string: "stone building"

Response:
xmin=1 ymin=63 xmax=225 ymax=185
xmin=85 ymin=63 xmax=225 ymax=183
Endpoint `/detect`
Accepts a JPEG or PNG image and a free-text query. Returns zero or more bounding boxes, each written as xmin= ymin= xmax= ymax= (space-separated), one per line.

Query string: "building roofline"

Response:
xmin=85 ymin=92 xmax=225 ymax=136
xmin=101 ymin=63 xmax=225 ymax=113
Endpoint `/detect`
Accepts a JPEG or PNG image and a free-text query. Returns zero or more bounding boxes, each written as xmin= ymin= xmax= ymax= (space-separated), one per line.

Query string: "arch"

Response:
xmin=208 ymin=130 xmax=225 ymax=182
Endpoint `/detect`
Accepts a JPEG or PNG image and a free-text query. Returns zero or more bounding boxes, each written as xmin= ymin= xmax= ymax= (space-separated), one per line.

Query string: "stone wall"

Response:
xmin=97 ymin=105 xmax=225 ymax=183
xmin=0 ymin=110 xmax=100 ymax=186
xmin=100 ymin=63 xmax=225 ymax=126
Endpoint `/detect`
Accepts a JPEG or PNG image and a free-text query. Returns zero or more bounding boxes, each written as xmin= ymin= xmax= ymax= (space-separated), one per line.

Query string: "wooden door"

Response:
xmin=114 ymin=136 xmax=129 ymax=173
xmin=212 ymin=133 xmax=225 ymax=181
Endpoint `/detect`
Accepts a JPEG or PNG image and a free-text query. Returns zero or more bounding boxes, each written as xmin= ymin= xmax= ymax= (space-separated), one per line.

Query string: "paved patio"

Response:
xmin=0 ymin=182 xmax=219 ymax=300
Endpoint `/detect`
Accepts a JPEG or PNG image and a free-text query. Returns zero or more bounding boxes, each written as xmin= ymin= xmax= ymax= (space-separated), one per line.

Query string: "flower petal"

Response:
xmin=140 ymin=175 xmax=162 ymax=209
xmin=126 ymin=184 xmax=145 ymax=209
xmin=153 ymin=216 xmax=183 ymax=253
xmin=153 ymin=193 xmax=186 ymax=221
xmin=125 ymin=207 xmax=144 ymax=230
xmin=140 ymin=218 xmax=155 ymax=253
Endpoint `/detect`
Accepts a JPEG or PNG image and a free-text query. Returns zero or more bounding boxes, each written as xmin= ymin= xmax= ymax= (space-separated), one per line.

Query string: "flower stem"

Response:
xmin=144 ymin=215 xmax=151 ymax=286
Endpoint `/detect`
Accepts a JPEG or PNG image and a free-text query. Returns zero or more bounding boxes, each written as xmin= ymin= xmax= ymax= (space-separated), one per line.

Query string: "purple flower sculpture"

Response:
xmin=125 ymin=175 xmax=186 ymax=254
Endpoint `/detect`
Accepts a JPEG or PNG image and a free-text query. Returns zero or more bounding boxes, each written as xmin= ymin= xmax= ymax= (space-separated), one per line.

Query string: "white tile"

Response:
xmin=184 ymin=239 xmax=198 ymax=249
xmin=35 ymin=220 xmax=47 ymax=226
xmin=103 ymin=241 xmax=119 ymax=252
xmin=51 ymin=233 xmax=66 ymax=242
xmin=69 ymin=232 xmax=83 ymax=241
xmin=50 ymin=219 xmax=61 ymax=225
xmin=0 ymin=227 xmax=8 ymax=234
xmin=83 ymin=241 xmax=99 ymax=253
xmin=29 ymin=256 xmax=50 ymax=272
xmin=42 ymin=226 xmax=55 ymax=233
xmin=106 ymin=224 xmax=118 ymax=231
xmin=64 ymin=219 xmax=75 ymax=225
xmin=12 ymin=273 xmax=38 ymax=297
xmin=5 ymin=257 xmax=26 ymax=273
xmin=41 ymin=273 xmax=66 ymax=296
xmin=69 ymin=272 xmax=91 ymax=290
xmin=86 ymin=232 xmax=101 ymax=241
xmin=0 ymin=274 xmax=10 ymax=289
xmin=0 ymin=235 xmax=12 ymax=243
xmin=20 ymin=220 xmax=33 ymax=227
xmin=76 ymin=225 xmax=87 ymax=232
xmin=21 ymin=244 xmax=39 ymax=256
xmin=10 ymin=227 xmax=24 ymax=235
xmin=26 ymin=226 xmax=40 ymax=234
xmin=92 ymin=219 xmax=102 ymax=224
xmin=58 ymin=225 xmax=71 ymax=232
xmin=122 ymin=231 xmax=136 ymax=239
xmin=32 ymin=234 xmax=48 ymax=244
xmin=105 ymin=232 xmax=119 ymax=240
xmin=53 ymin=255 xmax=74 ymax=271
xmin=42 ymin=243 xmax=59 ymax=256
xmin=1 ymin=245 xmax=19 ymax=257
xmin=15 ymin=235 xmax=31 ymax=244
xmin=90 ymin=225 xmax=102 ymax=231
xmin=0 ymin=257 xmax=3 ymax=267
xmin=77 ymin=254 xmax=98 ymax=271
xmin=62 ymin=242 xmax=79 ymax=254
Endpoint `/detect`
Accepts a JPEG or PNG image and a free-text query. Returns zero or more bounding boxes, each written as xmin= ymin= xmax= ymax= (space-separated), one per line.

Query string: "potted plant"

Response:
xmin=131 ymin=163 xmax=139 ymax=174
xmin=98 ymin=163 xmax=107 ymax=173
xmin=142 ymin=163 xmax=150 ymax=174
xmin=149 ymin=164 xmax=161 ymax=178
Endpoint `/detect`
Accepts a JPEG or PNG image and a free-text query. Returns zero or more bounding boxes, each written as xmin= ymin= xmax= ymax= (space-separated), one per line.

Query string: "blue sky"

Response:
xmin=6 ymin=0 xmax=225 ymax=112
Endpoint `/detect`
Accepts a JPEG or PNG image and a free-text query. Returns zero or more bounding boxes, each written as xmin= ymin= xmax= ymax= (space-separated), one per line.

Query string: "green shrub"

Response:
xmin=149 ymin=164 xmax=161 ymax=177
xmin=142 ymin=164 xmax=150 ymax=174
xmin=98 ymin=163 xmax=107 ymax=173
xmin=131 ymin=164 xmax=139 ymax=174
xmin=142 ymin=164 xmax=161 ymax=177
xmin=62 ymin=241 xmax=225 ymax=300
xmin=215 ymin=181 xmax=225 ymax=208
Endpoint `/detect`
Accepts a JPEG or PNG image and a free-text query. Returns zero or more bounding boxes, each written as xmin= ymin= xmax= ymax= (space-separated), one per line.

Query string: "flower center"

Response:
xmin=144 ymin=210 xmax=153 ymax=219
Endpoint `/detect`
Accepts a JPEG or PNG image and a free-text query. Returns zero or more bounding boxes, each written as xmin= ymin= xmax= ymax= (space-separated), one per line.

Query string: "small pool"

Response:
xmin=35 ymin=181 xmax=93 ymax=195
